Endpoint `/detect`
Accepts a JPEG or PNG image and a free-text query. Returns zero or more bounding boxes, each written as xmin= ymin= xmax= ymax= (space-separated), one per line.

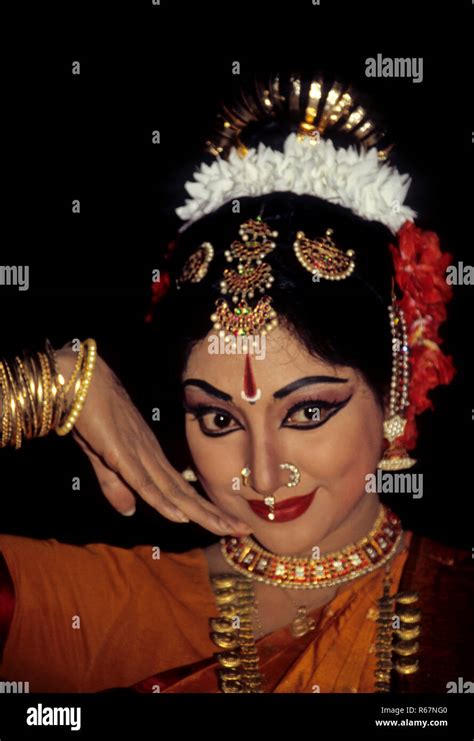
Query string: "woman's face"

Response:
xmin=182 ymin=325 xmax=385 ymax=556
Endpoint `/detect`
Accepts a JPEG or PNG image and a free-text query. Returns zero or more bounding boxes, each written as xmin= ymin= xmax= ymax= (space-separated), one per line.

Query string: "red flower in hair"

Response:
xmin=151 ymin=269 xmax=171 ymax=300
xmin=144 ymin=238 xmax=178 ymax=323
xmin=390 ymin=222 xmax=452 ymax=306
xmin=389 ymin=221 xmax=456 ymax=450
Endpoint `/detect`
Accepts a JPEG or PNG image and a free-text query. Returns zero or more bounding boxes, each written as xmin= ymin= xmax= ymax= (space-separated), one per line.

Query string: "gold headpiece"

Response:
xmin=176 ymin=242 xmax=214 ymax=286
xmin=205 ymin=73 xmax=393 ymax=162
xmin=211 ymin=217 xmax=279 ymax=337
xmin=176 ymin=217 xmax=357 ymax=338
xmin=293 ymin=228 xmax=355 ymax=281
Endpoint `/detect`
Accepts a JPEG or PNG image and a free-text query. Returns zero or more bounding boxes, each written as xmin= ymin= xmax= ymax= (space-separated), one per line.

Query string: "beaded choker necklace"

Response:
xmin=219 ymin=505 xmax=402 ymax=589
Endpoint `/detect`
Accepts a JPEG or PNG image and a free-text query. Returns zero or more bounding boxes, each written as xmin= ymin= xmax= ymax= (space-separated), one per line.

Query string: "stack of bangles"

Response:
xmin=0 ymin=338 xmax=97 ymax=449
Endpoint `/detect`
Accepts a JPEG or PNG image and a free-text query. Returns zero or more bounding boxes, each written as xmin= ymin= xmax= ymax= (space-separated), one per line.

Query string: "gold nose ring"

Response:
xmin=280 ymin=463 xmax=301 ymax=488
xmin=240 ymin=463 xmax=300 ymax=488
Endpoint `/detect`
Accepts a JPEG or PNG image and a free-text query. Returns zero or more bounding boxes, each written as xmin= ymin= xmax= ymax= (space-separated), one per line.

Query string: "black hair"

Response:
xmin=147 ymin=191 xmax=396 ymax=469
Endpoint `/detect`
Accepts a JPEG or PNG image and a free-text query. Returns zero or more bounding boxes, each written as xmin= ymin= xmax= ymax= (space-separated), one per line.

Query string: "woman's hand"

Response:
xmin=56 ymin=345 xmax=252 ymax=537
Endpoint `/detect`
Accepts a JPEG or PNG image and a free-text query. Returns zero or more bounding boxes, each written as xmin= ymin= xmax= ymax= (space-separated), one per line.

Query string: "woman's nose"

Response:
xmin=245 ymin=436 xmax=288 ymax=497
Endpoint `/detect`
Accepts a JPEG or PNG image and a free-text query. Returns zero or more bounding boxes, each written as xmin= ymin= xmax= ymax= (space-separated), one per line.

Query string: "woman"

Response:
xmin=0 ymin=73 xmax=472 ymax=694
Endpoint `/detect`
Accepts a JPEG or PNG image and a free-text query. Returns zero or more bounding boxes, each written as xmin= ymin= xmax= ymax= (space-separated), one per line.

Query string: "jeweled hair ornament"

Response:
xmin=178 ymin=215 xmax=357 ymax=340
xmin=210 ymin=216 xmax=279 ymax=338
xmin=293 ymin=228 xmax=355 ymax=281
xmin=176 ymin=241 xmax=214 ymax=286
xmin=176 ymin=74 xmax=416 ymax=234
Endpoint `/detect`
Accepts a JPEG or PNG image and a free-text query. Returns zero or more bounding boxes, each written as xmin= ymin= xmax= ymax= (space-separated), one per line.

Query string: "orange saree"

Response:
xmin=131 ymin=537 xmax=410 ymax=694
xmin=0 ymin=530 xmax=412 ymax=693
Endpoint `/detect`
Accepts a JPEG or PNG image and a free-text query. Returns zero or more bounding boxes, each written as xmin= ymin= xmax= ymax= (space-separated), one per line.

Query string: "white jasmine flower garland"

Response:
xmin=176 ymin=133 xmax=416 ymax=234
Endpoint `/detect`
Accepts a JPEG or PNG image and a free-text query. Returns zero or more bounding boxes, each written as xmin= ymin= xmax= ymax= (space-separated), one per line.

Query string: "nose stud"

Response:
xmin=240 ymin=467 xmax=251 ymax=486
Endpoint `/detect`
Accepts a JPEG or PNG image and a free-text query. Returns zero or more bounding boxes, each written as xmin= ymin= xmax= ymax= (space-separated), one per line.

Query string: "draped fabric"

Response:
xmin=0 ymin=535 xmax=219 ymax=692
xmin=0 ymin=551 xmax=15 ymax=664
xmin=131 ymin=538 xmax=411 ymax=693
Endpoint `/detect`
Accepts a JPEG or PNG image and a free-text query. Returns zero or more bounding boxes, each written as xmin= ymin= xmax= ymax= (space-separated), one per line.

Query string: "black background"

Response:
xmin=1 ymin=0 xmax=473 ymax=554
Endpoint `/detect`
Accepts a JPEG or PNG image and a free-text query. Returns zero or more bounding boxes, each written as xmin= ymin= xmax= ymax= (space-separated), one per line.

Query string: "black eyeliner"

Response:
xmin=182 ymin=394 xmax=353 ymax=437
xmin=182 ymin=401 xmax=241 ymax=437
xmin=282 ymin=394 xmax=353 ymax=430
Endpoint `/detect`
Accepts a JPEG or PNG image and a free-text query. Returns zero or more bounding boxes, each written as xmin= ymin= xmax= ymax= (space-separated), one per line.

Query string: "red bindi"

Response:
xmin=241 ymin=353 xmax=261 ymax=403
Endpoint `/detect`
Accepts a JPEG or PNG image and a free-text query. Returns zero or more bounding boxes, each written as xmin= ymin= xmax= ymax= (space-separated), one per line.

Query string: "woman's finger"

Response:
xmin=145 ymin=455 xmax=252 ymax=531
xmin=73 ymin=432 xmax=137 ymax=515
xmin=131 ymin=426 xmax=253 ymax=533
xmin=116 ymin=452 xmax=246 ymax=535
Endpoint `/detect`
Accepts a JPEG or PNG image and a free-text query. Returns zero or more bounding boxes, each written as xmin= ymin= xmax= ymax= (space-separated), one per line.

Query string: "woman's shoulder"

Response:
xmin=0 ymin=534 xmax=219 ymax=691
xmin=0 ymin=533 xmax=218 ymax=620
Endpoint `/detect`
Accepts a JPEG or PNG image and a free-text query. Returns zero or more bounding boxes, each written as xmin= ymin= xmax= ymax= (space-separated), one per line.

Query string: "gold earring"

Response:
xmin=378 ymin=301 xmax=416 ymax=471
xmin=181 ymin=467 xmax=198 ymax=482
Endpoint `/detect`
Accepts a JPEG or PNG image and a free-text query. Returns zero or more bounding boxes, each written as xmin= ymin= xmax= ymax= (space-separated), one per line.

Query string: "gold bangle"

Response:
xmin=63 ymin=343 xmax=85 ymax=397
xmin=15 ymin=357 xmax=40 ymax=436
xmin=0 ymin=360 xmax=12 ymax=447
xmin=0 ymin=339 xmax=97 ymax=445
xmin=44 ymin=339 xmax=66 ymax=431
xmin=10 ymin=360 xmax=33 ymax=441
xmin=38 ymin=352 xmax=53 ymax=437
xmin=28 ymin=352 xmax=44 ymax=438
xmin=3 ymin=359 xmax=22 ymax=449
xmin=56 ymin=339 xmax=97 ymax=436
xmin=56 ymin=341 xmax=86 ymax=425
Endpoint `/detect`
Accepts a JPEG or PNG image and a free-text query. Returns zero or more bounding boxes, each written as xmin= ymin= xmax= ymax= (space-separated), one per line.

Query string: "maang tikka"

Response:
xmin=211 ymin=217 xmax=279 ymax=338
xmin=176 ymin=217 xmax=357 ymax=338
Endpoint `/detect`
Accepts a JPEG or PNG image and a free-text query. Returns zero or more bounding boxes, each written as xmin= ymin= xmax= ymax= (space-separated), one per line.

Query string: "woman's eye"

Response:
xmin=283 ymin=398 xmax=350 ymax=428
xmin=198 ymin=411 xmax=238 ymax=434
xmin=183 ymin=404 xmax=242 ymax=436
xmin=287 ymin=405 xmax=324 ymax=424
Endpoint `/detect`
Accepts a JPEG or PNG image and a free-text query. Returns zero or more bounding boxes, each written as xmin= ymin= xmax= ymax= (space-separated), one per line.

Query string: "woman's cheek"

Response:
xmin=300 ymin=397 xmax=383 ymax=494
xmin=185 ymin=421 xmax=242 ymax=495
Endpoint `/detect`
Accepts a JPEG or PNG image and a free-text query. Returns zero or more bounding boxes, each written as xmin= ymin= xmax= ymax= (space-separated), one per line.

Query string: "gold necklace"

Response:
xmin=252 ymin=581 xmax=318 ymax=639
xmin=209 ymin=513 xmax=420 ymax=693
xmin=219 ymin=504 xmax=402 ymax=589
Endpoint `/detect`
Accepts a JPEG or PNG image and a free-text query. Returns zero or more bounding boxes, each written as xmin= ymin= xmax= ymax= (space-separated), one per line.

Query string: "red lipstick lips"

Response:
xmin=247 ymin=490 xmax=316 ymax=523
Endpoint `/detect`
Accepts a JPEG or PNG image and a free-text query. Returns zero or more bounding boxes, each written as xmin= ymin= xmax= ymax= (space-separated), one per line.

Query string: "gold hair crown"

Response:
xmin=205 ymin=73 xmax=393 ymax=162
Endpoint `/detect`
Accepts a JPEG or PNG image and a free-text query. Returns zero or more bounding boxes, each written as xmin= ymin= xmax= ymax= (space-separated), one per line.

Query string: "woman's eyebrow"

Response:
xmin=273 ymin=375 xmax=349 ymax=399
xmin=182 ymin=379 xmax=233 ymax=402
xmin=182 ymin=375 xmax=348 ymax=403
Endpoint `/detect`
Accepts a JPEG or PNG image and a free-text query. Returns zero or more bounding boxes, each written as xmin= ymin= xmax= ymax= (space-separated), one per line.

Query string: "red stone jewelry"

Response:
xmin=219 ymin=505 xmax=402 ymax=589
